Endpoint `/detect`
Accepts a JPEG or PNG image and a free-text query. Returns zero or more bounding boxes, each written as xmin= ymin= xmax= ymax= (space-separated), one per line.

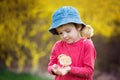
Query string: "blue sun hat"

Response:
xmin=49 ymin=6 xmax=85 ymax=35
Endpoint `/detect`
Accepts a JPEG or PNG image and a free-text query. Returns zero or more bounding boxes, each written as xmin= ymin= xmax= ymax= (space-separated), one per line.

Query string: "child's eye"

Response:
xmin=66 ymin=30 xmax=71 ymax=33
xmin=58 ymin=32 xmax=62 ymax=35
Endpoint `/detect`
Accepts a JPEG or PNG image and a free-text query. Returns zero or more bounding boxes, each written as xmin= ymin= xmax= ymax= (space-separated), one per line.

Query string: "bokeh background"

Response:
xmin=0 ymin=0 xmax=120 ymax=80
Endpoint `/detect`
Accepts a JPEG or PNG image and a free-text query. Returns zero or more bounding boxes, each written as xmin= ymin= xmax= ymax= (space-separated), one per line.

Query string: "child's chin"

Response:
xmin=66 ymin=41 xmax=74 ymax=44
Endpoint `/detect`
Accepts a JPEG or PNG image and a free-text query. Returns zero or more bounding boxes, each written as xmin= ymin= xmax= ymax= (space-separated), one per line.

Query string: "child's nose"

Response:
xmin=63 ymin=33 xmax=67 ymax=38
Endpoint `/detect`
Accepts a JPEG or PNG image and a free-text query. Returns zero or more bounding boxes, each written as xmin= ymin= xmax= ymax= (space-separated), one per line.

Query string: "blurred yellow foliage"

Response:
xmin=5 ymin=55 xmax=12 ymax=67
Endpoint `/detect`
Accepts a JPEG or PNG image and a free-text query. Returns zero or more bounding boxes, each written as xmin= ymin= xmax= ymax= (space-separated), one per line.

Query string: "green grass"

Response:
xmin=0 ymin=68 xmax=52 ymax=80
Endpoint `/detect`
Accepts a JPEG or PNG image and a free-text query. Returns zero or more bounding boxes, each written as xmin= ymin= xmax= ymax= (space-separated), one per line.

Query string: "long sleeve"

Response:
xmin=70 ymin=39 xmax=96 ymax=78
xmin=48 ymin=43 xmax=59 ymax=75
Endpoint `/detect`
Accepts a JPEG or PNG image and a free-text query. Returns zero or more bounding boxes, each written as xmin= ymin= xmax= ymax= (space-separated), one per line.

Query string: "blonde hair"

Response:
xmin=81 ymin=25 xmax=94 ymax=39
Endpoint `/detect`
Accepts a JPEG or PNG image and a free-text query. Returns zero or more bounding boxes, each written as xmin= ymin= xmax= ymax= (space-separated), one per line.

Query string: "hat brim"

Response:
xmin=49 ymin=18 xmax=85 ymax=35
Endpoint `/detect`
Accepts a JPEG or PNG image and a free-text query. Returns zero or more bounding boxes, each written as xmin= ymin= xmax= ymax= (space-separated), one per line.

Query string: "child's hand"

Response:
xmin=60 ymin=66 xmax=71 ymax=75
xmin=52 ymin=64 xmax=62 ymax=75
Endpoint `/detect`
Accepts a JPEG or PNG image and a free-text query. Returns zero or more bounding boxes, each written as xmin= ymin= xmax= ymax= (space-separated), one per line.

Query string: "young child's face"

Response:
xmin=56 ymin=23 xmax=81 ymax=44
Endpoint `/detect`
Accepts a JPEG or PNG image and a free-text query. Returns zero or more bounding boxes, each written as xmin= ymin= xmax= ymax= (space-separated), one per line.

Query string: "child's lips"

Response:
xmin=63 ymin=38 xmax=72 ymax=43
xmin=66 ymin=39 xmax=71 ymax=43
xmin=65 ymin=38 xmax=70 ymax=41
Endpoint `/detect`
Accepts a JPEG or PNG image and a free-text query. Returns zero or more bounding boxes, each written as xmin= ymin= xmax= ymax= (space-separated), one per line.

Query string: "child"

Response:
xmin=48 ymin=6 xmax=96 ymax=80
